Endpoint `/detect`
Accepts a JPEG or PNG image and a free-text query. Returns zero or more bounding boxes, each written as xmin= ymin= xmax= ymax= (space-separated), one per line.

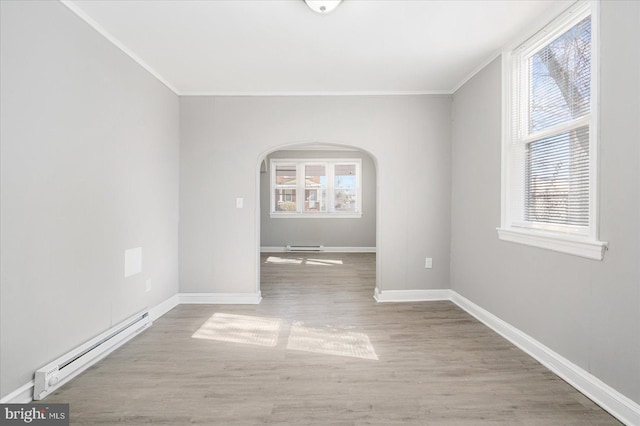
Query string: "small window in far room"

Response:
xmin=270 ymin=159 xmax=361 ymax=218
xmin=273 ymin=163 xmax=298 ymax=212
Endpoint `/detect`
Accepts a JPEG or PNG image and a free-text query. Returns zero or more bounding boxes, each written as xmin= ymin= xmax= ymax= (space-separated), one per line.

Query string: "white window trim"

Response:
xmin=270 ymin=158 xmax=362 ymax=219
xmin=498 ymin=0 xmax=607 ymax=260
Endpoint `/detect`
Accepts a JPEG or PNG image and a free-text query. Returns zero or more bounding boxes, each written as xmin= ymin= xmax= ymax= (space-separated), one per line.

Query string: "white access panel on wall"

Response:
xmin=124 ymin=247 xmax=142 ymax=278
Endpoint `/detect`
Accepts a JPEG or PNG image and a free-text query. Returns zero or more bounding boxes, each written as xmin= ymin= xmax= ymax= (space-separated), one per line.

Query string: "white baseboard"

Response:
xmin=5 ymin=287 xmax=638 ymax=425
xmin=261 ymin=246 xmax=285 ymax=252
xmin=0 ymin=380 xmax=34 ymax=404
xmin=450 ymin=292 xmax=640 ymax=426
xmin=261 ymin=246 xmax=288 ymax=253
xmin=2 ymin=290 xmax=261 ymax=403
xmin=1 ymin=294 xmax=179 ymax=404
xmin=324 ymin=247 xmax=376 ymax=253
xmin=149 ymin=294 xmax=180 ymax=322
xmin=178 ymin=292 xmax=262 ymax=305
xmin=261 ymin=246 xmax=376 ymax=253
xmin=373 ymin=288 xmax=640 ymax=426
xmin=373 ymin=287 xmax=452 ymax=302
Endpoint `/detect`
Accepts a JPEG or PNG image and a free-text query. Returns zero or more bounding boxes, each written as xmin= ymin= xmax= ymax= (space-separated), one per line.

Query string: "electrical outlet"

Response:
xmin=236 ymin=198 xmax=243 ymax=209
xmin=145 ymin=279 xmax=151 ymax=292
xmin=425 ymin=258 xmax=432 ymax=269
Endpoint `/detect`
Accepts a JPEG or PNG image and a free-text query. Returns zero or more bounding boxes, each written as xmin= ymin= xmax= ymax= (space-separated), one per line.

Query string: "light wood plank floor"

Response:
xmin=47 ymin=253 xmax=620 ymax=425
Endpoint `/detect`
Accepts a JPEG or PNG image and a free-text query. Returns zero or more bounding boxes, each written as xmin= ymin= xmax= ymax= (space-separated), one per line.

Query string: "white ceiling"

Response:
xmin=63 ymin=0 xmax=573 ymax=95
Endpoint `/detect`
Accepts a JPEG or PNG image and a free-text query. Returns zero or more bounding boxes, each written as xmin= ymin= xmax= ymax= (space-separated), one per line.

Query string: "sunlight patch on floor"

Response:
xmin=192 ymin=313 xmax=282 ymax=347
xmin=265 ymin=256 xmax=303 ymax=264
xmin=306 ymin=258 xmax=344 ymax=266
xmin=286 ymin=322 xmax=378 ymax=360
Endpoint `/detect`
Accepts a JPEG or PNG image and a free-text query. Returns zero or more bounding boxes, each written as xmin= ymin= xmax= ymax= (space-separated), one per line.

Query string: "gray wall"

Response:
xmin=180 ymin=95 xmax=452 ymax=294
xmin=260 ymin=150 xmax=376 ymax=248
xmin=451 ymin=1 xmax=640 ymax=404
xmin=0 ymin=1 xmax=180 ymax=399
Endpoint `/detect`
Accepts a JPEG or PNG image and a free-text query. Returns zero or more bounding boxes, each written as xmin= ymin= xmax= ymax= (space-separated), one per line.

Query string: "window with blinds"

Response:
xmin=499 ymin=1 xmax=606 ymax=260
xmin=520 ymin=14 xmax=592 ymax=229
xmin=509 ymin=2 xmax=593 ymax=233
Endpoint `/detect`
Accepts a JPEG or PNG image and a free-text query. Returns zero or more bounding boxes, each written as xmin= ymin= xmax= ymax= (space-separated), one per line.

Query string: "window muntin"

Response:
xmin=270 ymin=159 xmax=361 ymax=218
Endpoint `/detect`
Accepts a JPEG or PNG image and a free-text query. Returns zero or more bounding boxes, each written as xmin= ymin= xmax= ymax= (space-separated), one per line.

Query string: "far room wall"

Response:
xmin=260 ymin=149 xmax=376 ymax=249
xmin=179 ymin=95 xmax=452 ymax=295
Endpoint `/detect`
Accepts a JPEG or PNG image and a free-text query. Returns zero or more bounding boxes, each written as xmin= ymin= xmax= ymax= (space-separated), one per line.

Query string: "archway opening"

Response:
xmin=255 ymin=142 xmax=379 ymax=299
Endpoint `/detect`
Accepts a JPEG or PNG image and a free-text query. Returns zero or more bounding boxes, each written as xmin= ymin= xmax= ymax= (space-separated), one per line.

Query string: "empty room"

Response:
xmin=1 ymin=0 xmax=639 ymax=425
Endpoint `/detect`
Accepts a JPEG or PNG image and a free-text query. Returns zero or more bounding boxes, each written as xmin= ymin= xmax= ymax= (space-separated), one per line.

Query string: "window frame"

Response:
xmin=270 ymin=158 xmax=362 ymax=219
xmin=498 ymin=0 xmax=607 ymax=260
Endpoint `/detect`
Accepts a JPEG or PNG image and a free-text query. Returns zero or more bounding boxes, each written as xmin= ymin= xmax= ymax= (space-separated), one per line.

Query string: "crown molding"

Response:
xmin=57 ymin=0 xmax=458 ymax=98
xmin=451 ymin=51 xmax=502 ymax=94
xmin=59 ymin=0 xmax=179 ymax=95
xmin=451 ymin=0 xmax=577 ymax=94
xmin=60 ymin=0 xmax=571 ymax=99
xmin=177 ymin=90 xmax=453 ymax=97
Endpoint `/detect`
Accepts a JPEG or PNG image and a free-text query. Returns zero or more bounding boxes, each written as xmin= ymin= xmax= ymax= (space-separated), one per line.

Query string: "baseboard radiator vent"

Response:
xmin=286 ymin=245 xmax=324 ymax=252
xmin=33 ymin=310 xmax=151 ymax=400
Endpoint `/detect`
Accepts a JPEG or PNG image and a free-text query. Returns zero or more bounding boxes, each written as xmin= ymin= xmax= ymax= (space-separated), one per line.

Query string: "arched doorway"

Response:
xmin=255 ymin=142 xmax=379 ymax=298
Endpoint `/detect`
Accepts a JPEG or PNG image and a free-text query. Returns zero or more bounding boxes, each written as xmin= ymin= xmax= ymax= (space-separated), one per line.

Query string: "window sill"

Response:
xmin=270 ymin=213 xmax=362 ymax=219
xmin=497 ymin=227 xmax=607 ymax=260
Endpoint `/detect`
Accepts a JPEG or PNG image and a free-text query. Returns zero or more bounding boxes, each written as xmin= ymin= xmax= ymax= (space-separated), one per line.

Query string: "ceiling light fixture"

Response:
xmin=304 ymin=0 xmax=343 ymax=15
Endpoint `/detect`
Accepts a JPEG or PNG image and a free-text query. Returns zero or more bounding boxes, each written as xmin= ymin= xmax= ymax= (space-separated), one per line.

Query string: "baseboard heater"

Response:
xmin=286 ymin=245 xmax=324 ymax=252
xmin=33 ymin=310 xmax=151 ymax=400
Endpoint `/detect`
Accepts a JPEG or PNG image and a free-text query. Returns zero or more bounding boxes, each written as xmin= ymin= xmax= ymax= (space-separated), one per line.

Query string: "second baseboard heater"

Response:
xmin=33 ymin=310 xmax=151 ymax=400
xmin=286 ymin=245 xmax=324 ymax=252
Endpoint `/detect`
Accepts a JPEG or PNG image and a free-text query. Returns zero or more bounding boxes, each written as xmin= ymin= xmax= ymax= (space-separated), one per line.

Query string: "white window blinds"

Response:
xmin=525 ymin=126 xmax=590 ymax=226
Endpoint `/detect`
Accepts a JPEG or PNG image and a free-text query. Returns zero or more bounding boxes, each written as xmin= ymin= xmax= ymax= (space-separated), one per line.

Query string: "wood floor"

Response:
xmin=46 ymin=252 xmax=620 ymax=425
